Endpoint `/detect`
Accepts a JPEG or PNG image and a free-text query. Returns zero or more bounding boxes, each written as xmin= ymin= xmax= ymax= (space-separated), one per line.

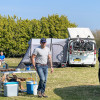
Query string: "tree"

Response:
xmin=0 ymin=14 xmax=77 ymax=57
xmin=48 ymin=14 xmax=77 ymax=38
xmin=93 ymin=30 xmax=100 ymax=50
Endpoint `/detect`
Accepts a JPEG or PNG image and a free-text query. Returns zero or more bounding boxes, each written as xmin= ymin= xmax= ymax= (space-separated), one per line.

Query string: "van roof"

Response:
xmin=67 ymin=28 xmax=94 ymax=39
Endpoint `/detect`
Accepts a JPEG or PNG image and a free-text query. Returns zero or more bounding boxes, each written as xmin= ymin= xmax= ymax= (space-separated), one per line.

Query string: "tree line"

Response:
xmin=0 ymin=14 xmax=77 ymax=57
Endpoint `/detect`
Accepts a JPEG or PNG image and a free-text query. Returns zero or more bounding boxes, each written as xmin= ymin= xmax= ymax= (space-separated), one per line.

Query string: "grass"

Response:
xmin=0 ymin=58 xmax=100 ymax=100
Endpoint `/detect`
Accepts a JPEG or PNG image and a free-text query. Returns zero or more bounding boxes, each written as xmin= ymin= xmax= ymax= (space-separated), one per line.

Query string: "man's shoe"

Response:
xmin=42 ymin=93 xmax=48 ymax=98
xmin=38 ymin=91 xmax=42 ymax=98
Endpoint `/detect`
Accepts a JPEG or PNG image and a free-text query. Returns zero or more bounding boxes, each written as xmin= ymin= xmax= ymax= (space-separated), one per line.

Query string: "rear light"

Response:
xmin=94 ymin=48 xmax=96 ymax=54
xmin=61 ymin=63 xmax=66 ymax=68
xmin=70 ymin=51 xmax=72 ymax=54
xmin=69 ymin=46 xmax=72 ymax=54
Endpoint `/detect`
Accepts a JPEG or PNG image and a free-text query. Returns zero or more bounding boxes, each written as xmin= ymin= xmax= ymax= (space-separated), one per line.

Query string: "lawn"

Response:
xmin=0 ymin=58 xmax=100 ymax=100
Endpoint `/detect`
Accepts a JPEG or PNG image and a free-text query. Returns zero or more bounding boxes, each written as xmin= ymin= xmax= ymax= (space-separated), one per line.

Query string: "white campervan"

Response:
xmin=67 ymin=28 xmax=96 ymax=67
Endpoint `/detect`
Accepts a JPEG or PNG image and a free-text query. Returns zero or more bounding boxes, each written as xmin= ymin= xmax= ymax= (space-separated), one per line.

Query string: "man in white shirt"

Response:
xmin=32 ymin=38 xmax=53 ymax=98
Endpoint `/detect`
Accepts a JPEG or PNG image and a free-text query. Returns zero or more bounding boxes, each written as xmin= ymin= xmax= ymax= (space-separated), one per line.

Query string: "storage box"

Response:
xmin=4 ymin=82 xmax=19 ymax=97
xmin=26 ymin=81 xmax=38 ymax=95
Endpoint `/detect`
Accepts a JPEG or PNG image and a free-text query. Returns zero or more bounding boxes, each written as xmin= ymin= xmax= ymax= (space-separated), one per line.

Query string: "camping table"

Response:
xmin=0 ymin=70 xmax=37 ymax=82
xmin=0 ymin=70 xmax=37 ymax=93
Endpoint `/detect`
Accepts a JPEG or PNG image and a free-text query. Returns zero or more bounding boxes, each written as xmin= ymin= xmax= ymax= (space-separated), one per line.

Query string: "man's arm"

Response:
xmin=48 ymin=54 xmax=54 ymax=73
xmin=32 ymin=54 xmax=37 ymax=71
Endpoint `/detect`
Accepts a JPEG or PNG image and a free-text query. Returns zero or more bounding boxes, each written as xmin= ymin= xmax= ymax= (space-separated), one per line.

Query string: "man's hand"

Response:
xmin=51 ymin=67 xmax=54 ymax=73
xmin=32 ymin=54 xmax=37 ymax=71
xmin=34 ymin=66 xmax=37 ymax=71
xmin=48 ymin=54 xmax=53 ymax=73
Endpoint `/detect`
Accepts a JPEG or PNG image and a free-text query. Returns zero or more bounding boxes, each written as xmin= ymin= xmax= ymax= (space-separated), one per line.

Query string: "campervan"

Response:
xmin=67 ymin=28 xmax=96 ymax=67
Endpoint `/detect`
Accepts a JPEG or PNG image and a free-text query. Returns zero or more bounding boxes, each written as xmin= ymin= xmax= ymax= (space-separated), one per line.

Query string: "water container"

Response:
xmin=3 ymin=65 xmax=5 ymax=68
xmin=26 ymin=81 xmax=38 ymax=95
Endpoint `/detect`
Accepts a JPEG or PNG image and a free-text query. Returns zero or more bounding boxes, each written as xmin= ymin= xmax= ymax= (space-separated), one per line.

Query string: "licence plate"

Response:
xmin=74 ymin=59 xmax=81 ymax=61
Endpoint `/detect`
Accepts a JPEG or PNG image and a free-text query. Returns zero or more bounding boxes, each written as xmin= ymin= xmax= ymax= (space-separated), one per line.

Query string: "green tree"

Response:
xmin=0 ymin=14 xmax=77 ymax=57
xmin=48 ymin=14 xmax=77 ymax=38
xmin=93 ymin=30 xmax=100 ymax=50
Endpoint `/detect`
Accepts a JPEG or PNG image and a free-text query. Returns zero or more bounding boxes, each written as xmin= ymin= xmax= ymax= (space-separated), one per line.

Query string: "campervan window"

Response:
xmin=73 ymin=41 xmax=80 ymax=51
xmin=73 ymin=40 xmax=94 ymax=51
xmin=84 ymin=42 xmax=93 ymax=51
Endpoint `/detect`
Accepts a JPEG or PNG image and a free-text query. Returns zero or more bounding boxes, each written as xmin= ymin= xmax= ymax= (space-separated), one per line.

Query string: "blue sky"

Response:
xmin=0 ymin=0 xmax=100 ymax=30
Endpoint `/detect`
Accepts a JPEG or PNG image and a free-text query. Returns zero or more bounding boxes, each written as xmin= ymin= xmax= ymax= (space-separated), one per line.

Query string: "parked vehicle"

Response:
xmin=67 ymin=28 xmax=96 ymax=67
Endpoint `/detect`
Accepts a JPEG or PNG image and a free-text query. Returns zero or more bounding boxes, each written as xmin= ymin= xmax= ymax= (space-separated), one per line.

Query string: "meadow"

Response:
xmin=0 ymin=58 xmax=100 ymax=100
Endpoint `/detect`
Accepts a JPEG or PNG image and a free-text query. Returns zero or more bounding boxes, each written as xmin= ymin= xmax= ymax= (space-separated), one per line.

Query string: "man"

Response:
xmin=0 ymin=52 xmax=5 ymax=66
xmin=32 ymin=38 xmax=53 ymax=98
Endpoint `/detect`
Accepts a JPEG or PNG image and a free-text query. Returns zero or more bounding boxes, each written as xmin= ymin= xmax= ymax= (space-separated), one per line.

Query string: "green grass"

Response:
xmin=0 ymin=58 xmax=100 ymax=100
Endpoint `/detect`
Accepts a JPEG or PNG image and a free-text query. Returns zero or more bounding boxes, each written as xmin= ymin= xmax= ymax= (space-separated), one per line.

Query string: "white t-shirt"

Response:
xmin=33 ymin=46 xmax=51 ymax=64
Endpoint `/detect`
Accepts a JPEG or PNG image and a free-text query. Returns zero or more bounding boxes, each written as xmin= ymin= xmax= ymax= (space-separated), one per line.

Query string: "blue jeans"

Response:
xmin=36 ymin=64 xmax=48 ymax=93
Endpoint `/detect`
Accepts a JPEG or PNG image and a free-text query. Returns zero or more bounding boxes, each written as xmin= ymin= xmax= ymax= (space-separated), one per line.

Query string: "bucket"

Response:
xmin=26 ymin=81 xmax=38 ymax=95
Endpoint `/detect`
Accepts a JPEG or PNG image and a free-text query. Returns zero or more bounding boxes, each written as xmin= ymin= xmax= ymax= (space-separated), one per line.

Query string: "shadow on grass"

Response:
xmin=54 ymin=85 xmax=100 ymax=100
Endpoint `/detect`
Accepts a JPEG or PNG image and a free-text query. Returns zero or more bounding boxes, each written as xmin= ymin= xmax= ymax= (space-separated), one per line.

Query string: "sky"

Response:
xmin=0 ymin=0 xmax=100 ymax=31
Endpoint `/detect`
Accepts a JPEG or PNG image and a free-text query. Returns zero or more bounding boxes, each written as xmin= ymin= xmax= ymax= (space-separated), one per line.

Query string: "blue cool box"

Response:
xmin=26 ymin=81 xmax=37 ymax=94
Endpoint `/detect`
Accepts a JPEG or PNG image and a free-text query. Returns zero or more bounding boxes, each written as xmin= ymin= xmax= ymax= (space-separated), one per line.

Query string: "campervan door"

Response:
xmin=67 ymin=28 xmax=96 ymax=67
